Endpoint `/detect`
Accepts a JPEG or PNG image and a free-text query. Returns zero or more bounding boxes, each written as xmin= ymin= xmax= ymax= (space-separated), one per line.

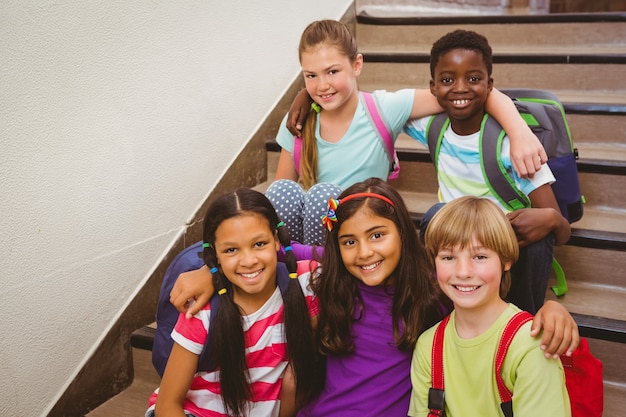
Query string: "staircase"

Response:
xmin=350 ymin=9 xmax=626 ymax=416
xmin=92 ymin=7 xmax=626 ymax=417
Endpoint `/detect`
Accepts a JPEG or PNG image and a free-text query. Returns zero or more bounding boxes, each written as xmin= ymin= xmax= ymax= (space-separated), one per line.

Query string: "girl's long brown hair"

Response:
xmin=297 ymin=20 xmax=358 ymax=189
xmin=202 ymin=189 xmax=323 ymax=415
xmin=313 ymin=178 xmax=447 ymax=354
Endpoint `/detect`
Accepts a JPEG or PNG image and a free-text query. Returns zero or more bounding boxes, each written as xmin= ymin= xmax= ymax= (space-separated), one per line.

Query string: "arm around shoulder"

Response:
xmin=486 ymin=88 xmax=548 ymax=178
xmin=510 ymin=331 xmax=572 ymax=416
xmin=169 ymin=265 xmax=215 ymax=318
xmin=409 ymin=89 xmax=444 ymax=119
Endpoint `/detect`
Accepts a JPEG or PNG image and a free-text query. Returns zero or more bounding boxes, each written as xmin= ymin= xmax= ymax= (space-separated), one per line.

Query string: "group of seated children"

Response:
xmin=148 ymin=21 xmax=576 ymax=417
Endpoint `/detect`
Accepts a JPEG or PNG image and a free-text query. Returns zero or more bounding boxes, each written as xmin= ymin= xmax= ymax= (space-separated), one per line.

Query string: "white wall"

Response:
xmin=0 ymin=1 xmax=352 ymax=415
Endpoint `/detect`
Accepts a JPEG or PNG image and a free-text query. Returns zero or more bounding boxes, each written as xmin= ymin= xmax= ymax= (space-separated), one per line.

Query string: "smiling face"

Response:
xmin=429 ymin=48 xmax=493 ymax=135
xmin=213 ymin=212 xmax=280 ymax=308
xmin=434 ymin=236 xmax=510 ymax=314
xmin=337 ymin=207 xmax=402 ymax=287
xmin=300 ymin=43 xmax=362 ymax=113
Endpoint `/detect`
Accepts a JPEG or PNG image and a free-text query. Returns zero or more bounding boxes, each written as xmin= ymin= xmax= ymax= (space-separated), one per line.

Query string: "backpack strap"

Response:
xmin=429 ymin=311 xmax=533 ymax=417
xmin=293 ymin=135 xmax=302 ymax=176
xmin=425 ymin=113 xmax=449 ymax=170
xmin=360 ymin=91 xmax=400 ymax=180
xmin=495 ymin=311 xmax=534 ymax=417
xmin=428 ymin=314 xmax=450 ymax=417
xmin=197 ymin=262 xmax=291 ymax=372
xmin=480 ymin=115 xmax=530 ymax=212
xmin=292 ymin=93 xmax=397 ymax=179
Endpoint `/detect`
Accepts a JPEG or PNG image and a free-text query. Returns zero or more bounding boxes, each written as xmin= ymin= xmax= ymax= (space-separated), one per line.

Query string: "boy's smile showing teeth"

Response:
xmin=453 ymin=284 xmax=480 ymax=292
xmin=452 ymin=99 xmax=470 ymax=106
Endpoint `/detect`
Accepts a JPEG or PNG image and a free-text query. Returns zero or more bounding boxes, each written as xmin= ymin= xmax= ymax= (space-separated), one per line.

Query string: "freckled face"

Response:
xmin=337 ymin=208 xmax=402 ymax=286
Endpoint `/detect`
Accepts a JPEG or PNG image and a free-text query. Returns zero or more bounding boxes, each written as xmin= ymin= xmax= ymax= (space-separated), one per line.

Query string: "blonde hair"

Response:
xmin=297 ymin=20 xmax=359 ymax=189
xmin=424 ymin=196 xmax=519 ymax=298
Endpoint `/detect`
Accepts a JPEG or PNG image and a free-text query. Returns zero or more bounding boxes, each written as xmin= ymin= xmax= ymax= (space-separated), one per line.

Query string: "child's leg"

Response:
xmin=507 ymin=233 xmax=556 ymax=314
xmin=265 ymin=179 xmax=305 ymax=243
xmin=303 ymin=182 xmax=342 ymax=245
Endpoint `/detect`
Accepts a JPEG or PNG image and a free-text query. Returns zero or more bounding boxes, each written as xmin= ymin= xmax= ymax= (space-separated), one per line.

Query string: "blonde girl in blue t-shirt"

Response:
xmin=265 ymin=19 xmax=548 ymax=246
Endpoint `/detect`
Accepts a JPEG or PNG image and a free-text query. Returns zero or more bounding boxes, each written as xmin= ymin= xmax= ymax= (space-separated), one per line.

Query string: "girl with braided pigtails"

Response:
xmin=146 ymin=188 xmax=322 ymax=417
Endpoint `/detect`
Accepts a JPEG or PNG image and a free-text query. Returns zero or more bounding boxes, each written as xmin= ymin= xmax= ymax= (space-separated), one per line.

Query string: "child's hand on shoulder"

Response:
xmin=530 ymin=300 xmax=580 ymax=358
xmin=286 ymin=89 xmax=313 ymax=137
xmin=170 ymin=265 xmax=214 ymax=319
xmin=508 ymin=125 xmax=548 ymax=179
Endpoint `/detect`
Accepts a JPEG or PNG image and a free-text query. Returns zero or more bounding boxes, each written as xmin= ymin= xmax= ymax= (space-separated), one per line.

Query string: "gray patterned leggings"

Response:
xmin=265 ymin=179 xmax=342 ymax=245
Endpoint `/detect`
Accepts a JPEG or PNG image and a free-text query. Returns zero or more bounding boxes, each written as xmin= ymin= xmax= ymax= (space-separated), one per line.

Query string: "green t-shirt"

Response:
xmin=409 ymin=304 xmax=571 ymax=417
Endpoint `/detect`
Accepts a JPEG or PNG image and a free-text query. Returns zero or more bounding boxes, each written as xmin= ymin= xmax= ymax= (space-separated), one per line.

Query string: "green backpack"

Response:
xmin=426 ymin=89 xmax=584 ymax=295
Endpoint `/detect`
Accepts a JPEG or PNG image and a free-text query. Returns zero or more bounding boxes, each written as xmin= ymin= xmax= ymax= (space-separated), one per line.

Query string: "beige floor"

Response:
xmin=86 ymin=348 xmax=160 ymax=417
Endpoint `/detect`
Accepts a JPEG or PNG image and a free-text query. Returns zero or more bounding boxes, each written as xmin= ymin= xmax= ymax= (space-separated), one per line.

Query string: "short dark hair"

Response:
xmin=430 ymin=29 xmax=493 ymax=78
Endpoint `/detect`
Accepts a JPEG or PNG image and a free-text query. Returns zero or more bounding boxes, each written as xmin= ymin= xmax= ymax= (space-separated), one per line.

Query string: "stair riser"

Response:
xmin=554 ymin=245 xmax=626 ymax=288
xmin=357 ymin=22 xmax=626 ymax=51
xmin=359 ymin=62 xmax=626 ymax=94
xmin=568 ymin=115 xmax=626 ymax=146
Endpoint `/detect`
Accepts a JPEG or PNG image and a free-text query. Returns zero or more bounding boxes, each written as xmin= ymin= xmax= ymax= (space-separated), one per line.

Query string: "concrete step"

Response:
xmin=85 ymin=347 xmax=159 ymax=417
xmin=356 ymin=15 xmax=626 ymax=53
xmin=358 ymin=61 xmax=626 ymax=102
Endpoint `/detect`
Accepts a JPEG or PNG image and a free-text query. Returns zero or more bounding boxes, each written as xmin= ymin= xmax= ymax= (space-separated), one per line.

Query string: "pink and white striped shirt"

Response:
xmin=147 ymin=271 xmax=318 ymax=417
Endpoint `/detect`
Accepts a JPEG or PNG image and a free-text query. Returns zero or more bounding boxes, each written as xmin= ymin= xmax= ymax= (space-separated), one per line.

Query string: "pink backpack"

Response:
xmin=293 ymin=91 xmax=400 ymax=180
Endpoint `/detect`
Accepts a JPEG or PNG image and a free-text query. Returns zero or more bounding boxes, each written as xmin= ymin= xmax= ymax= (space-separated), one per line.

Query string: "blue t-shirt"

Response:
xmin=276 ymin=89 xmax=414 ymax=190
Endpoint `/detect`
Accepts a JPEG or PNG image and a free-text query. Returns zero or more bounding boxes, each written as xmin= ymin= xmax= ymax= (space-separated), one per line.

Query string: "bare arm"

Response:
xmin=409 ymin=89 xmax=445 ymax=119
xmin=154 ymin=343 xmax=198 ymax=417
xmin=530 ymin=300 xmax=579 ymax=358
xmin=486 ymin=89 xmax=548 ymax=178
xmin=508 ymin=183 xmax=571 ymax=246
xmin=275 ymin=148 xmax=299 ymax=181
xmin=279 ymin=363 xmax=297 ymax=417
xmin=170 ymin=265 xmax=215 ymax=318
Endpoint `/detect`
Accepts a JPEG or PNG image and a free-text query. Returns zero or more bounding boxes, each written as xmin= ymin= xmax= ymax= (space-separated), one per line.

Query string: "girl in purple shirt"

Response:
xmin=298 ymin=178 xmax=445 ymax=417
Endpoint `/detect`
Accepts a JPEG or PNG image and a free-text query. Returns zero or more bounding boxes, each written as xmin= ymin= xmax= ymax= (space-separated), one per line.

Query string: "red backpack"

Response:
xmin=428 ymin=311 xmax=603 ymax=417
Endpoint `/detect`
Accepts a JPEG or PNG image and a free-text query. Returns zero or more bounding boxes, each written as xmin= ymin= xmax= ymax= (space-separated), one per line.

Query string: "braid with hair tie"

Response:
xmin=276 ymin=215 xmax=325 ymax=407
